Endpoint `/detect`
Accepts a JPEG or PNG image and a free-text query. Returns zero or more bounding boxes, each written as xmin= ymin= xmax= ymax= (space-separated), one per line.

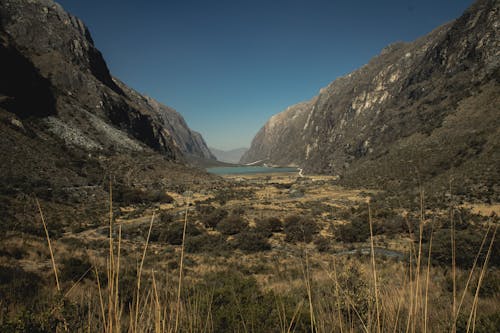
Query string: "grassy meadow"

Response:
xmin=0 ymin=172 xmax=498 ymax=332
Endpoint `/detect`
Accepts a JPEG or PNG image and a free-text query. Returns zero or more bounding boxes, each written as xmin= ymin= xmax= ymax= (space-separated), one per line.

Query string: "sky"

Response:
xmin=57 ymin=0 xmax=473 ymax=150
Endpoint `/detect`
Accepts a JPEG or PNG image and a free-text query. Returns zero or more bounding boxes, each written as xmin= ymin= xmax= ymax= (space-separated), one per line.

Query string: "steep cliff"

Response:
xmin=240 ymin=100 xmax=315 ymax=166
xmin=242 ymin=0 xmax=499 ymax=197
xmin=0 ymin=0 xmax=213 ymax=161
xmin=0 ymin=0 xmax=217 ymax=214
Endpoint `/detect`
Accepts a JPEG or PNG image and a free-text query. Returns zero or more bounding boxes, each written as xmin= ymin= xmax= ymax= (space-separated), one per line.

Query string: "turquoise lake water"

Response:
xmin=206 ymin=166 xmax=298 ymax=175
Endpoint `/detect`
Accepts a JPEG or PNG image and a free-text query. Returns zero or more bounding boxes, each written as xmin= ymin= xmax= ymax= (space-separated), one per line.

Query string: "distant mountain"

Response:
xmin=242 ymin=0 xmax=499 ymax=199
xmin=210 ymin=147 xmax=248 ymax=164
xmin=0 ymin=0 xmax=214 ymax=208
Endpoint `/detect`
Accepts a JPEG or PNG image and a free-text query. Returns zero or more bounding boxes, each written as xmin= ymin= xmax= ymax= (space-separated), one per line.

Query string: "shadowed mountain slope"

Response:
xmin=0 ymin=0 xmax=216 ymax=222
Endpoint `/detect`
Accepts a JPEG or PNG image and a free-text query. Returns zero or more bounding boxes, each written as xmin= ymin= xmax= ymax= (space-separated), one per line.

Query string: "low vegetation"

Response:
xmin=0 ymin=173 xmax=498 ymax=332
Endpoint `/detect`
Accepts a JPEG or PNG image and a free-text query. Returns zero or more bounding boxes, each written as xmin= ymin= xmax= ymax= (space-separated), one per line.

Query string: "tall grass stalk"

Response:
xmin=36 ymin=197 xmax=61 ymax=292
xmin=368 ymin=201 xmax=381 ymax=333
xmin=287 ymin=300 xmax=304 ymax=333
xmin=134 ymin=212 xmax=155 ymax=332
xmin=175 ymin=197 xmax=190 ymax=333
xmin=454 ymin=224 xmax=492 ymax=326
xmin=449 ymin=181 xmax=457 ymax=333
xmin=412 ymin=189 xmax=424 ymax=333
xmin=95 ymin=266 xmax=107 ymax=330
xmin=466 ymin=225 xmax=497 ymax=332
xmin=423 ymin=222 xmax=434 ymax=333
xmin=332 ymin=256 xmax=344 ymax=333
xmin=302 ymin=246 xmax=316 ymax=333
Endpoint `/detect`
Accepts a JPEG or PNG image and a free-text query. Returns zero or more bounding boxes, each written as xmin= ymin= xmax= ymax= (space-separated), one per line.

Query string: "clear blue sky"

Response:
xmin=57 ymin=0 xmax=473 ymax=150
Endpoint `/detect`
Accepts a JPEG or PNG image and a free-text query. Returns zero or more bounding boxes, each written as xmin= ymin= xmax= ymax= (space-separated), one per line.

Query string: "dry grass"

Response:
xmin=16 ymin=176 xmax=497 ymax=332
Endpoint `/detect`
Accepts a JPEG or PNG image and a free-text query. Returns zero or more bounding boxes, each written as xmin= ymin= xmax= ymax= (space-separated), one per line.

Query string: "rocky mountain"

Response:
xmin=210 ymin=147 xmax=248 ymax=164
xmin=0 ymin=0 xmax=213 ymax=161
xmin=0 ymin=0 xmax=217 ymax=222
xmin=114 ymin=80 xmax=215 ymax=160
xmin=242 ymin=0 xmax=499 ymax=198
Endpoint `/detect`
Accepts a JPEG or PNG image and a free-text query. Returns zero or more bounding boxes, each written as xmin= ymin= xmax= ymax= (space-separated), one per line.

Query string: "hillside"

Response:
xmin=210 ymin=147 xmax=248 ymax=164
xmin=0 ymin=0 xmax=218 ymax=229
xmin=0 ymin=1 xmax=217 ymax=185
xmin=241 ymin=0 xmax=499 ymax=199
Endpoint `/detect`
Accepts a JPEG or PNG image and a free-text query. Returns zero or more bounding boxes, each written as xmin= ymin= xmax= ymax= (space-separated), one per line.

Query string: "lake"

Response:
xmin=207 ymin=166 xmax=299 ymax=175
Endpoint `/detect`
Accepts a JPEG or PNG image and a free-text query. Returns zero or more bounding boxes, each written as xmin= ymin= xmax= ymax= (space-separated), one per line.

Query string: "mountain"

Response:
xmin=0 ymin=0 xmax=216 ymax=221
xmin=0 ymin=0 xmax=214 ymax=161
xmin=210 ymin=147 xmax=248 ymax=164
xmin=242 ymin=0 xmax=499 ymax=199
xmin=113 ymin=80 xmax=215 ymax=160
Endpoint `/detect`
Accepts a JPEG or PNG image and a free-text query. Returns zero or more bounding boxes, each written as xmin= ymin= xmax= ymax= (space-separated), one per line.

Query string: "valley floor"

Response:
xmin=1 ymin=172 xmax=499 ymax=332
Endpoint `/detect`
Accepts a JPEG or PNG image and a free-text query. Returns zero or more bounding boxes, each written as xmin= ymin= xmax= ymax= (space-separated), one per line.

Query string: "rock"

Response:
xmin=243 ymin=0 xmax=500 ymax=197
xmin=0 ymin=0 xmax=214 ymax=161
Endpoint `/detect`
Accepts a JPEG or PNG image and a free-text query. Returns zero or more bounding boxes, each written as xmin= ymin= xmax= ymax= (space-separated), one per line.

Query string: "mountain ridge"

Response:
xmin=0 ymin=0 xmax=216 ymax=215
xmin=210 ymin=147 xmax=248 ymax=164
xmin=0 ymin=0 xmax=214 ymax=161
xmin=241 ymin=0 xmax=499 ymax=199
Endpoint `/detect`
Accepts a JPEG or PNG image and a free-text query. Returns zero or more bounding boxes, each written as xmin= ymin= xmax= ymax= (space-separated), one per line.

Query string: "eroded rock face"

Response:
xmin=0 ymin=0 xmax=213 ymax=160
xmin=114 ymin=81 xmax=216 ymax=160
xmin=243 ymin=0 xmax=499 ymax=195
xmin=240 ymin=100 xmax=315 ymax=166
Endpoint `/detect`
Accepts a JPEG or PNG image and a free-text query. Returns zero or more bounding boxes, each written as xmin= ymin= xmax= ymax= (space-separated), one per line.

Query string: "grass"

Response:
xmin=1 ymin=175 xmax=497 ymax=332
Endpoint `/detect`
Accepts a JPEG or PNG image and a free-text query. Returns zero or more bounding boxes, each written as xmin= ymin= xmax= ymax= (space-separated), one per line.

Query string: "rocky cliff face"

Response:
xmin=210 ymin=147 xmax=248 ymax=164
xmin=242 ymin=0 xmax=499 ymax=197
xmin=114 ymin=80 xmax=215 ymax=160
xmin=240 ymin=100 xmax=315 ymax=166
xmin=0 ymin=0 xmax=213 ymax=161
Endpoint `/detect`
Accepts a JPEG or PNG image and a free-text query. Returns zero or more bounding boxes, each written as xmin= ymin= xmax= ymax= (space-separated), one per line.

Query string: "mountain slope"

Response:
xmin=0 ymin=0 xmax=216 ymax=223
xmin=210 ymin=147 xmax=248 ymax=164
xmin=0 ymin=0 xmax=213 ymax=161
xmin=242 ymin=0 xmax=499 ymax=198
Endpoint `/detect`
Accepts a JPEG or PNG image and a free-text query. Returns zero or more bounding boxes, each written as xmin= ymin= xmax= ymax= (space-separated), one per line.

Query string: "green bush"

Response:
xmin=216 ymin=215 xmax=248 ymax=235
xmin=156 ymin=221 xmax=202 ymax=245
xmin=185 ymin=233 xmax=228 ymax=253
xmin=233 ymin=231 xmax=271 ymax=252
xmin=203 ymin=208 xmax=228 ymax=228
xmin=334 ymin=213 xmax=370 ymax=243
xmin=158 ymin=211 xmax=174 ymax=223
xmin=254 ymin=217 xmax=283 ymax=235
xmin=314 ymin=236 xmax=331 ymax=252
xmin=283 ymin=215 xmax=318 ymax=243
xmin=190 ymin=270 xmax=280 ymax=332
xmin=60 ymin=256 xmax=92 ymax=282
xmin=430 ymin=227 xmax=499 ymax=268
xmin=0 ymin=265 xmax=42 ymax=306
xmin=112 ymin=185 xmax=173 ymax=205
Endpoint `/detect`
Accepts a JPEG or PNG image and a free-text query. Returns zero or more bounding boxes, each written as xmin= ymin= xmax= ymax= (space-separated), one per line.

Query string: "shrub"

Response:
xmin=0 ymin=265 xmax=41 ymax=305
xmin=158 ymin=211 xmax=174 ymax=224
xmin=314 ymin=236 xmax=331 ymax=252
xmin=158 ymin=221 xmax=202 ymax=245
xmin=283 ymin=215 xmax=318 ymax=243
xmin=203 ymin=208 xmax=228 ymax=229
xmin=255 ymin=217 xmax=283 ymax=235
xmin=60 ymin=256 xmax=93 ymax=282
xmin=233 ymin=231 xmax=271 ymax=252
xmin=191 ymin=270 xmax=280 ymax=332
xmin=195 ymin=204 xmax=215 ymax=216
xmin=112 ymin=185 xmax=173 ymax=205
xmin=334 ymin=213 xmax=370 ymax=243
xmin=216 ymin=215 xmax=248 ymax=235
xmin=185 ymin=233 xmax=228 ymax=253
xmin=430 ymin=227 xmax=499 ymax=268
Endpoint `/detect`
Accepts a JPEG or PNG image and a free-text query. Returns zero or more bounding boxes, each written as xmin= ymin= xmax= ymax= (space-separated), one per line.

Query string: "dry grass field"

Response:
xmin=0 ymin=172 xmax=498 ymax=332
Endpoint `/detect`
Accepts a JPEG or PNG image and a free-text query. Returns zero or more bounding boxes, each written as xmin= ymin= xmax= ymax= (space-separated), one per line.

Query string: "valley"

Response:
xmin=2 ymin=170 xmax=498 ymax=331
xmin=0 ymin=0 xmax=498 ymax=331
